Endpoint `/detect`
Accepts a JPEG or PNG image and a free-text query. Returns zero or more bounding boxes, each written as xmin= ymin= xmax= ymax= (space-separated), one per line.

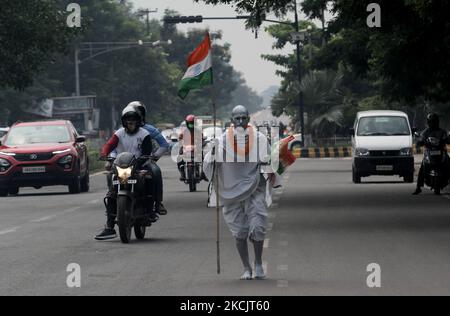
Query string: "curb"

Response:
xmin=292 ymin=145 xmax=450 ymax=159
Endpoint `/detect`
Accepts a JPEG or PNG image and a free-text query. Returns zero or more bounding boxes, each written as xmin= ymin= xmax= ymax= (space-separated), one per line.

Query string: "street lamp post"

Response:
xmin=294 ymin=0 xmax=305 ymax=146
xmin=74 ymin=40 xmax=169 ymax=96
xmin=74 ymin=40 xmax=171 ymax=131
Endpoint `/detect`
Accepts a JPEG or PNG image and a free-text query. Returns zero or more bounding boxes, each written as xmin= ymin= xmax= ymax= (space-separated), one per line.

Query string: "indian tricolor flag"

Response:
xmin=178 ymin=33 xmax=213 ymax=99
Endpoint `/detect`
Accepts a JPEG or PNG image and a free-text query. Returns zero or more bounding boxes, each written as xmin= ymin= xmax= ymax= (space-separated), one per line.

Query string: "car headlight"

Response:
xmin=0 ymin=158 xmax=11 ymax=172
xmin=355 ymin=148 xmax=370 ymax=156
xmin=400 ymin=147 xmax=413 ymax=156
xmin=53 ymin=148 xmax=71 ymax=155
xmin=0 ymin=152 xmax=16 ymax=156
xmin=58 ymin=155 xmax=73 ymax=169
xmin=116 ymin=166 xmax=133 ymax=184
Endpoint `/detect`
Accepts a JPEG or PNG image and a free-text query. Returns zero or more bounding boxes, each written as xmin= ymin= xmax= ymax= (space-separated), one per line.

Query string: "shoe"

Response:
xmin=148 ymin=211 xmax=159 ymax=223
xmin=95 ymin=227 xmax=117 ymax=240
xmin=155 ymin=203 xmax=167 ymax=215
xmin=412 ymin=188 xmax=422 ymax=195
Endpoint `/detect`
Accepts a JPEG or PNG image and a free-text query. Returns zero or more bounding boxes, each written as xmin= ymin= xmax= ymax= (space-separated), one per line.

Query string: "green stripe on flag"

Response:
xmin=178 ymin=68 xmax=213 ymax=99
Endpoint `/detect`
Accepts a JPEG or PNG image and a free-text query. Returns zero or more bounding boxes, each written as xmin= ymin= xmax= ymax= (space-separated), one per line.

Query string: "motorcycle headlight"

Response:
xmin=400 ymin=147 xmax=413 ymax=156
xmin=355 ymin=148 xmax=370 ymax=157
xmin=116 ymin=166 xmax=133 ymax=183
xmin=0 ymin=158 xmax=11 ymax=172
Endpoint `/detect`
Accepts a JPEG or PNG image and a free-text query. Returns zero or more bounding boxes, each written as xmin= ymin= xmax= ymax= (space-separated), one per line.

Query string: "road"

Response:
xmin=0 ymin=157 xmax=449 ymax=296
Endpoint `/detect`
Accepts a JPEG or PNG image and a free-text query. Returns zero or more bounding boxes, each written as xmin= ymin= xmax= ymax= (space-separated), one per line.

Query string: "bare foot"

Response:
xmin=240 ymin=270 xmax=252 ymax=280
xmin=254 ymin=264 xmax=266 ymax=280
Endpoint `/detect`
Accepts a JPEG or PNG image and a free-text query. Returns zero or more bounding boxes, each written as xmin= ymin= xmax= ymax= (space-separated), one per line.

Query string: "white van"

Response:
xmin=351 ymin=111 xmax=415 ymax=183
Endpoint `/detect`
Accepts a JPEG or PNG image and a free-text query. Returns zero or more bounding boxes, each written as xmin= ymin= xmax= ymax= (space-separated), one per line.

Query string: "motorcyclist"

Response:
xmin=95 ymin=106 xmax=156 ymax=241
xmin=177 ymin=114 xmax=205 ymax=181
xmin=126 ymin=101 xmax=169 ymax=216
xmin=413 ymin=113 xmax=450 ymax=195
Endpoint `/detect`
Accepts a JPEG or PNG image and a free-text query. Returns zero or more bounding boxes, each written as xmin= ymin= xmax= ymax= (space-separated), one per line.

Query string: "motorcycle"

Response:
xmin=101 ymin=153 xmax=156 ymax=243
xmin=421 ymin=136 xmax=450 ymax=195
xmin=180 ymin=144 xmax=204 ymax=192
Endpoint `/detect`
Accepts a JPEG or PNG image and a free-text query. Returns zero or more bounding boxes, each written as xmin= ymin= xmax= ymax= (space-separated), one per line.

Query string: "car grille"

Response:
xmin=14 ymin=153 xmax=54 ymax=161
xmin=369 ymin=150 xmax=400 ymax=157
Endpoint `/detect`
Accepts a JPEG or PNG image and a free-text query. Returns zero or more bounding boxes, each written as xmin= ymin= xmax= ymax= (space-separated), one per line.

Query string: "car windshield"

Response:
xmin=357 ymin=116 xmax=410 ymax=136
xmin=5 ymin=125 xmax=71 ymax=145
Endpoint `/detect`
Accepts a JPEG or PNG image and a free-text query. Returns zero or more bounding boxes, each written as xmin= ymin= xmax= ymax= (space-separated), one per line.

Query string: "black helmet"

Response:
xmin=427 ymin=113 xmax=439 ymax=129
xmin=121 ymin=105 xmax=142 ymax=133
xmin=127 ymin=101 xmax=147 ymax=126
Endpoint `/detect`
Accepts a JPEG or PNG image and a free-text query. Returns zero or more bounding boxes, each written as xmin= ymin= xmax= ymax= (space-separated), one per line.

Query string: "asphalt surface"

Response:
xmin=0 ymin=156 xmax=449 ymax=296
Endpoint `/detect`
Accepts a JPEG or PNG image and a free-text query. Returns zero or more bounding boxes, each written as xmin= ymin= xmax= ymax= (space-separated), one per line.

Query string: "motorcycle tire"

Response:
xmin=118 ymin=196 xmax=132 ymax=243
xmin=188 ymin=165 xmax=197 ymax=192
xmin=134 ymin=225 xmax=146 ymax=240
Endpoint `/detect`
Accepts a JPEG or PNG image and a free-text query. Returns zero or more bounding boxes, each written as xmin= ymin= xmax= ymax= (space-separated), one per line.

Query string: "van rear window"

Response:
xmin=357 ymin=116 xmax=410 ymax=136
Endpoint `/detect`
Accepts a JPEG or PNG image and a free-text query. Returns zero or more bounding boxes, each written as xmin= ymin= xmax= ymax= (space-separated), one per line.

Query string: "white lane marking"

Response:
xmin=268 ymin=213 xmax=277 ymax=219
xmin=263 ymin=239 xmax=270 ymax=249
xmin=277 ymin=280 xmax=289 ymax=288
xmin=92 ymin=171 xmax=106 ymax=177
xmin=89 ymin=199 xmax=99 ymax=204
xmin=31 ymin=215 xmax=57 ymax=223
xmin=0 ymin=226 xmax=21 ymax=235
xmin=271 ymin=203 xmax=278 ymax=208
xmin=31 ymin=206 xmax=82 ymax=223
xmin=62 ymin=206 xmax=82 ymax=214
xmin=277 ymin=264 xmax=288 ymax=272
xmin=267 ymin=222 xmax=274 ymax=231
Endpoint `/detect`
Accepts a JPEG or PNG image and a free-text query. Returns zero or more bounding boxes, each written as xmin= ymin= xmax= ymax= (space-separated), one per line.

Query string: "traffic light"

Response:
xmin=163 ymin=16 xmax=203 ymax=24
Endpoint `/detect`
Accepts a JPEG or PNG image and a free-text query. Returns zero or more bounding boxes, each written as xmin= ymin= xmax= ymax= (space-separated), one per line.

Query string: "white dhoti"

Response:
xmin=222 ymin=174 xmax=268 ymax=241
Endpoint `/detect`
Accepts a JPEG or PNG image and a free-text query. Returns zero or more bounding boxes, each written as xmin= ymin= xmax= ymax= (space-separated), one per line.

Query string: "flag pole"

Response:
xmin=210 ymin=61 xmax=221 ymax=276
xmin=208 ymin=31 xmax=220 ymax=274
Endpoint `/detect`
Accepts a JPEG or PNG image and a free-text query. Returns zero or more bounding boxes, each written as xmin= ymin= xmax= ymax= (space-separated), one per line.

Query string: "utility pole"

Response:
xmin=137 ymin=8 xmax=158 ymax=36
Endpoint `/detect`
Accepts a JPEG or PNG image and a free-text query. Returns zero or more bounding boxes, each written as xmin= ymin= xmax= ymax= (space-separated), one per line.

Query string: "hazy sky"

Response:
xmin=130 ymin=0 xmax=300 ymax=94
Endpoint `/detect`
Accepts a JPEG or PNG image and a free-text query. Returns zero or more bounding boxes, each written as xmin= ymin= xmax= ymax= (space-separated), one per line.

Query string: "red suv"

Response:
xmin=0 ymin=120 xmax=90 ymax=196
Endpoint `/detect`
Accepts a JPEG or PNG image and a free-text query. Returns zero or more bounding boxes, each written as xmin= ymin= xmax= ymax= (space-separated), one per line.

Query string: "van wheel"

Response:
xmin=352 ymin=168 xmax=361 ymax=184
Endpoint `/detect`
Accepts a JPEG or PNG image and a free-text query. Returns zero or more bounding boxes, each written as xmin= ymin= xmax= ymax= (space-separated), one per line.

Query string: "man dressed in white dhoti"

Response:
xmin=204 ymin=105 xmax=274 ymax=280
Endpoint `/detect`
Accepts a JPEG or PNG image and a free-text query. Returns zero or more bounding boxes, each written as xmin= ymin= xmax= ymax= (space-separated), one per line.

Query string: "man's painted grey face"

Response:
xmin=232 ymin=115 xmax=249 ymax=129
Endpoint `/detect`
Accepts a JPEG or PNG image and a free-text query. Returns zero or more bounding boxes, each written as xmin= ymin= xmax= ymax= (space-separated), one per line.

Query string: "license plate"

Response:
xmin=430 ymin=150 xmax=441 ymax=156
xmin=22 ymin=166 xmax=46 ymax=174
xmin=376 ymin=165 xmax=393 ymax=171
xmin=112 ymin=179 xmax=137 ymax=185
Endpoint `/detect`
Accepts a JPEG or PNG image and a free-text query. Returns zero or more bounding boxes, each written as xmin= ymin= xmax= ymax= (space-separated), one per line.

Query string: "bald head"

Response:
xmin=231 ymin=105 xmax=250 ymax=129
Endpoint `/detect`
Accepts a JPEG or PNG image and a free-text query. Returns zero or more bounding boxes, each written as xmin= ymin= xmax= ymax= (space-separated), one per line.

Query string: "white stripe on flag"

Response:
xmin=182 ymin=51 xmax=212 ymax=80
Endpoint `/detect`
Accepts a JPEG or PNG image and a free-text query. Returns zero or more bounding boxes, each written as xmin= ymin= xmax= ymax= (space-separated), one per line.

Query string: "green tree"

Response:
xmin=0 ymin=0 xmax=77 ymax=90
